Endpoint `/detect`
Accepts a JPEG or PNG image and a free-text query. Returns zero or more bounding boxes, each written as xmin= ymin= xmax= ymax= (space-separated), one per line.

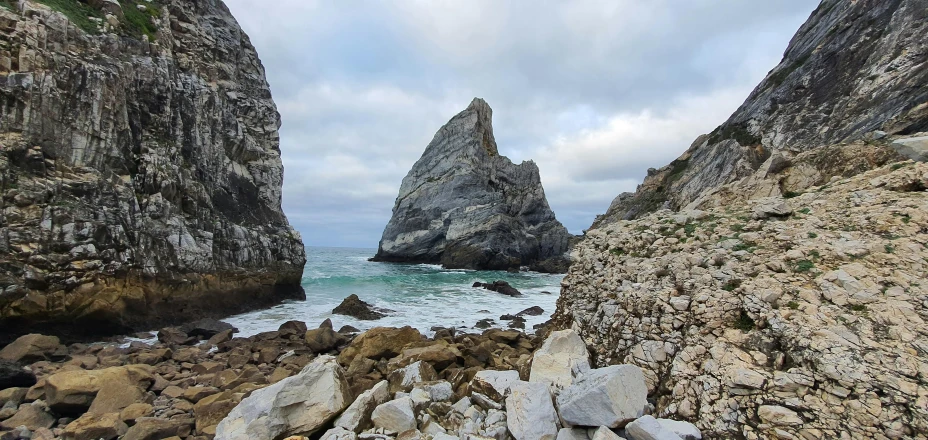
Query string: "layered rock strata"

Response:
xmin=0 ymin=0 xmax=305 ymax=340
xmin=373 ymin=98 xmax=573 ymax=273
xmin=594 ymin=0 xmax=928 ymax=226
xmin=554 ymin=160 xmax=928 ymax=438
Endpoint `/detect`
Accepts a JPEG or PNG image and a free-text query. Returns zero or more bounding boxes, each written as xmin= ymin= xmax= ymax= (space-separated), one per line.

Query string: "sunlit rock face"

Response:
xmin=0 ymin=0 xmax=305 ymax=339
xmin=373 ymin=98 xmax=573 ymax=273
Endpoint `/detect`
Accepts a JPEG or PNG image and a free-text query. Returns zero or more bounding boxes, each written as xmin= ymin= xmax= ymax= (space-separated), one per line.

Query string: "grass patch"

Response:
xmin=734 ymin=311 xmax=755 ymax=332
xmin=708 ymin=122 xmax=761 ymax=146
xmin=0 ymin=1 xmax=15 ymax=11
xmin=848 ymin=304 xmax=868 ymax=313
xmin=884 ymin=244 xmax=895 ymax=254
xmin=797 ymin=208 xmax=811 ymax=215
xmin=891 ymin=163 xmax=909 ymax=171
xmin=36 ymin=0 xmax=103 ymax=34
xmin=722 ymin=279 xmax=742 ymax=292
xmin=783 ymin=191 xmax=803 ymax=199
xmin=765 ymin=52 xmax=812 ymax=90
xmin=794 ymin=260 xmax=815 ymax=273
xmin=683 ymin=223 xmax=697 ymax=237
xmin=786 ymin=301 xmax=800 ymax=310
xmin=807 ymin=232 xmax=818 ymax=239
xmin=731 ymin=223 xmax=745 ymax=232
xmin=121 ymin=0 xmax=162 ymax=41
xmin=609 ymin=248 xmax=625 ymax=257
xmin=732 ymin=243 xmax=756 ymax=253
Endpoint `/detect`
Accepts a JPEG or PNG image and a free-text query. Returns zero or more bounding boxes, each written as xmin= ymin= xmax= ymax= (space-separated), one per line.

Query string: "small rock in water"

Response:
xmin=516 ymin=306 xmax=544 ymax=316
xmin=475 ymin=319 xmax=495 ymax=329
xmin=473 ymin=280 xmax=523 ymax=297
xmin=179 ymin=318 xmax=238 ymax=339
xmin=333 ymin=294 xmax=387 ymax=320
xmin=338 ymin=325 xmax=361 ymax=334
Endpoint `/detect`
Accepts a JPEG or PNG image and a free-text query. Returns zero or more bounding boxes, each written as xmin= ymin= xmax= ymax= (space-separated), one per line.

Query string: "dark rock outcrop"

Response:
xmin=372 ymin=98 xmax=574 ymax=272
xmin=0 ymin=359 xmax=36 ymax=389
xmin=593 ymin=0 xmax=928 ymax=227
xmin=473 ymin=281 xmax=522 ymax=297
xmin=0 ymin=0 xmax=306 ymax=341
xmin=332 ymin=295 xmax=386 ymax=320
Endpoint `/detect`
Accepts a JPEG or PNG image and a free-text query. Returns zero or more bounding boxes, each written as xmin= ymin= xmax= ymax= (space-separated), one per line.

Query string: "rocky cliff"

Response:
xmin=0 ymin=0 xmax=306 ymax=340
xmin=373 ymin=98 xmax=573 ymax=273
xmin=594 ymin=0 xmax=928 ymax=227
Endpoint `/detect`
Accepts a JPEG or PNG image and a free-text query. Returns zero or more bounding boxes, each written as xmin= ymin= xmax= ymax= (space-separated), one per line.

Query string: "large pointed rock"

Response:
xmin=530 ymin=329 xmax=590 ymax=391
xmin=334 ymin=380 xmax=390 ymax=433
xmin=215 ymin=355 xmax=352 ymax=440
xmin=372 ymin=98 xmax=573 ymax=273
xmin=556 ymin=365 xmax=648 ymax=429
xmin=505 ymin=380 xmax=560 ymax=440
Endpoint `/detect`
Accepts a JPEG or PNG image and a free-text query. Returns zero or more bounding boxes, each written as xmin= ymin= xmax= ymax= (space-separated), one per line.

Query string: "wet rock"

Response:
xmin=371 ymin=397 xmax=416 ymax=433
xmin=179 ymin=319 xmax=237 ymax=339
xmin=0 ymin=360 xmax=37 ymax=389
xmin=516 ymin=306 xmax=544 ymax=316
xmin=505 ymin=380 xmax=559 ymax=440
xmin=333 ymin=295 xmax=386 ymax=320
xmin=474 ymin=281 xmax=523 ymax=297
xmin=215 ymin=356 xmax=351 ymax=440
xmin=556 ymin=365 xmax=648 ymax=428
xmin=0 ymin=334 xmax=66 ymax=364
xmin=335 ymin=380 xmax=390 ymax=433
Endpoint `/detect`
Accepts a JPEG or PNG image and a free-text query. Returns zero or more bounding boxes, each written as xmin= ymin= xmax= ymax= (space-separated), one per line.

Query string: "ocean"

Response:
xmin=222 ymin=246 xmax=564 ymax=338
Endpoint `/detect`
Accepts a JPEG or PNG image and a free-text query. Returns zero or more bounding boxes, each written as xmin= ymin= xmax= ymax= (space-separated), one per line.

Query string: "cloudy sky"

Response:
xmin=224 ymin=0 xmax=819 ymax=248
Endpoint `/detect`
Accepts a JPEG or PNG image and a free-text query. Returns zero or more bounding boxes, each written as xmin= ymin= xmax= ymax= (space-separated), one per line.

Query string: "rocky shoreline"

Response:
xmin=0 ymin=319 xmax=700 ymax=440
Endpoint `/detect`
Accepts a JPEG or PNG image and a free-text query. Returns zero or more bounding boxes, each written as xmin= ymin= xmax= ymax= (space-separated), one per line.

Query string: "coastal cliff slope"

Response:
xmin=373 ymin=98 xmax=573 ymax=272
xmin=594 ymin=0 xmax=928 ymax=227
xmin=0 ymin=0 xmax=306 ymax=339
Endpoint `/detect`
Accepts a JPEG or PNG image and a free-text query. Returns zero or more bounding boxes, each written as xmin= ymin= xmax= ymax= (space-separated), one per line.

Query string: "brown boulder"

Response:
xmin=182 ymin=386 xmax=219 ymax=403
xmin=45 ymin=365 xmax=154 ymax=415
xmin=337 ymin=327 xmax=422 ymax=366
xmin=0 ymin=334 xmax=66 ymax=364
xmin=278 ymin=320 xmax=308 ymax=336
xmin=119 ymin=403 xmax=153 ymax=424
xmin=193 ymin=390 xmax=241 ymax=435
xmin=305 ymin=327 xmax=346 ymax=353
xmin=62 ymin=412 xmax=128 ymax=440
xmin=332 ymin=294 xmax=386 ymax=320
xmin=0 ymin=402 xmax=56 ymax=430
xmin=122 ymin=417 xmax=193 ymax=440
xmin=157 ymin=328 xmax=196 ymax=346
xmin=387 ymin=341 xmax=462 ymax=371
xmin=0 ymin=387 xmax=27 ymax=406
xmin=206 ymin=329 xmax=234 ymax=346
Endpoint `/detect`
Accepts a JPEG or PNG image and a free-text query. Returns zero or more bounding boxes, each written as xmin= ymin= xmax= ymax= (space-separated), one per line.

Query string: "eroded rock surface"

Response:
xmin=0 ymin=0 xmax=305 ymax=341
xmin=373 ymin=98 xmax=573 ymax=273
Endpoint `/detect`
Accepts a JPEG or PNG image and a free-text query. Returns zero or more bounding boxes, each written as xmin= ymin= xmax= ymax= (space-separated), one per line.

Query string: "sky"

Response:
xmin=223 ymin=0 xmax=820 ymax=248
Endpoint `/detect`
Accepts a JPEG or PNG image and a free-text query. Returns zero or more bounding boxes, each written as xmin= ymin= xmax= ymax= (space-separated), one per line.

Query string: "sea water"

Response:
xmin=222 ymin=246 xmax=564 ymax=338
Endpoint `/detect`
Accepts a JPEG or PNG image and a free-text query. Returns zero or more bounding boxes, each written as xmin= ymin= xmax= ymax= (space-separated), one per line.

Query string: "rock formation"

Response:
xmin=372 ymin=98 xmax=573 ymax=273
xmin=593 ymin=0 xmax=928 ymax=226
xmin=553 ymin=161 xmax=928 ymax=438
xmin=0 ymin=0 xmax=305 ymax=340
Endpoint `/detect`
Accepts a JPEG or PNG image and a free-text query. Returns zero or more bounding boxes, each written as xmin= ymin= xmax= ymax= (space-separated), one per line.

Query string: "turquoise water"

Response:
xmin=224 ymin=246 xmax=564 ymax=337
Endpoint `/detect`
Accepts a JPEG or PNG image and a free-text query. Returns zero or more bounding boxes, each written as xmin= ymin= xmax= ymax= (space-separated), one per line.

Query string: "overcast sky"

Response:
xmin=223 ymin=0 xmax=819 ymax=248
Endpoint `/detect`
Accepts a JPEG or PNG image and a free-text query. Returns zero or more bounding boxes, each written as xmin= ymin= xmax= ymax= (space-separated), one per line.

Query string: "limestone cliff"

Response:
xmin=373 ymin=98 xmax=573 ymax=272
xmin=0 ymin=0 xmax=305 ymax=339
xmin=594 ymin=0 xmax=928 ymax=227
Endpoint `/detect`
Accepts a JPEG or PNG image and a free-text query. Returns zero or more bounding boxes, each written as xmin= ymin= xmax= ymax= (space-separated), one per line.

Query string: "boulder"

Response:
xmin=556 ymin=365 xmax=648 ymax=428
xmin=387 ymin=340 xmax=461 ymax=371
xmin=656 ymin=419 xmax=702 ymax=440
xmin=471 ymin=370 xmax=520 ymax=401
xmin=590 ymin=427 xmax=623 ymax=440
xmin=194 ymin=390 xmax=241 ymax=435
xmin=757 ymin=405 xmax=804 ymax=426
xmin=45 ymin=365 xmax=154 ymax=415
xmin=337 ymin=326 xmax=422 ymax=366
xmin=370 ymin=397 xmax=416 ymax=433
xmin=890 ymin=136 xmax=928 ymax=162
xmin=215 ymin=355 xmax=352 ymax=440
xmin=475 ymin=281 xmax=523 ymax=297
xmin=0 ymin=359 xmax=37 ymax=389
xmin=0 ymin=387 xmax=27 ymax=406
xmin=751 ymin=197 xmax=793 ymax=219
xmin=557 ymin=428 xmax=591 ymax=440
xmin=207 ymin=329 xmax=234 ymax=345
xmin=62 ymin=412 xmax=129 ymax=440
xmin=122 ymin=417 xmax=193 ymax=440
xmin=0 ymin=402 xmax=56 ymax=430
xmin=157 ymin=328 xmax=196 ymax=346
xmin=625 ymin=415 xmax=681 ymax=440
xmin=387 ymin=361 xmax=438 ymax=394
xmin=530 ymin=329 xmax=590 ymax=390
xmin=278 ymin=320 xmax=308 ymax=336
xmin=414 ymin=381 xmax=454 ymax=402
xmin=516 ymin=306 xmax=545 ymax=316
xmin=320 ymin=427 xmax=359 ymax=440
xmin=333 ymin=294 xmax=386 ymax=320
xmin=334 ymin=380 xmax=390 ymax=433
xmin=505 ymin=380 xmax=560 ymax=440
xmin=0 ymin=334 xmax=66 ymax=363
xmin=179 ymin=319 xmax=237 ymax=339
xmin=119 ymin=403 xmax=154 ymax=424
xmin=305 ymin=327 xmax=346 ymax=353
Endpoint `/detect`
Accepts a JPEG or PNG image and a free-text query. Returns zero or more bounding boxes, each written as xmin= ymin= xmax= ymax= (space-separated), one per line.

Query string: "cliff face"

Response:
xmin=594 ymin=0 xmax=928 ymax=227
xmin=0 ymin=0 xmax=306 ymax=339
xmin=373 ymin=98 xmax=573 ymax=272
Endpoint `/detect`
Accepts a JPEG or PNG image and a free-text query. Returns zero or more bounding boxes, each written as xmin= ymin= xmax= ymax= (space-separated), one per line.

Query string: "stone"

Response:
xmin=475 ymin=281 xmax=524 ymax=297
xmin=207 ymin=330 xmax=234 ymax=346
xmin=122 ymin=417 xmax=193 ymax=440
xmin=334 ymin=380 xmax=390 ymax=433
xmin=305 ymin=327 xmax=346 ymax=353
xmin=119 ymin=403 xmax=153 ymax=424
xmin=179 ymin=319 xmax=237 ymax=339
xmin=0 ymin=388 xmax=28 ymax=406
xmin=320 ymin=427 xmax=359 ymax=440
xmin=415 ymin=381 xmax=453 ymax=402
xmin=530 ymin=329 xmax=590 ymax=390
xmin=556 ymin=365 xmax=648 ymax=428
xmin=388 ymin=340 xmax=461 ymax=371
xmin=0 ymin=360 xmax=37 ymax=389
xmin=516 ymin=306 xmax=545 ymax=316
xmin=589 ymin=427 xmax=623 ymax=440
xmin=61 ymin=412 xmax=129 ymax=440
xmin=182 ymin=386 xmax=219 ymax=403
xmin=387 ymin=361 xmax=438 ymax=394
xmin=557 ymin=428 xmax=591 ymax=440
xmin=751 ymin=197 xmax=793 ymax=219
xmin=278 ymin=320 xmax=308 ymax=336
xmin=0 ymin=334 xmax=65 ymax=363
xmin=157 ymin=328 xmax=195 ymax=346
xmin=370 ymin=397 xmax=416 ymax=433
xmin=45 ymin=365 xmax=154 ymax=415
xmin=471 ymin=370 xmax=520 ymax=401
xmin=890 ymin=136 xmax=928 ymax=162
xmin=332 ymin=295 xmax=386 ymax=320
xmin=193 ymin=390 xmax=240 ymax=435
xmin=757 ymin=405 xmax=803 ymax=426
xmin=372 ymin=98 xmax=573 ymax=272
xmin=625 ymin=416 xmax=681 ymax=440
xmin=505 ymin=380 xmax=559 ymax=440
xmin=656 ymin=419 xmax=702 ymax=440
xmin=338 ymin=327 xmax=422 ymax=366
xmin=215 ymin=356 xmax=352 ymax=440
xmin=0 ymin=402 xmax=56 ymax=430
xmin=0 ymin=0 xmax=306 ymax=338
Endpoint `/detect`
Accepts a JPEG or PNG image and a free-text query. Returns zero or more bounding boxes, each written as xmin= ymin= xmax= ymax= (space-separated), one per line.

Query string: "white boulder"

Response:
xmin=215 ymin=355 xmax=351 ymax=440
xmin=657 ymin=418 xmax=702 ymax=440
xmin=625 ymin=415 xmax=681 ymax=440
xmin=590 ymin=426 xmax=623 ymax=440
xmin=334 ymin=380 xmax=390 ymax=433
xmin=530 ymin=330 xmax=591 ymax=390
xmin=371 ymin=396 xmax=416 ymax=433
xmin=505 ymin=380 xmax=560 ymax=440
xmin=557 ymin=427 xmax=591 ymax=440
xmin=556 ymin=365 xmax=648 ymax=428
